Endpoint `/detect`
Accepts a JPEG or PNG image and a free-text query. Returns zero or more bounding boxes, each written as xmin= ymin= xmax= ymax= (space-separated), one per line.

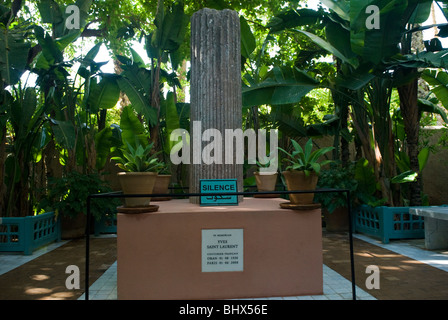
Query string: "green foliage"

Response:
xmin=0 ymin=21 xmax=31 ymax=87
xmin=95 ymin=125 xmax=122 ymax=170
xmin=314 ymin=163 xmax=358 ymax=213
xmin=278 ymin=138 xmax=334 ymax=176
xmin=112 ymin=141 xmax=163 ymax=172
xmin=353 ymin=158 xmax=386 ymax=207
xmin=39 ymin=171 xmax=119 ymax=220
xmin=421 ymin=69 xmax=448 ymax=121
xmin=148 ymin=0 xmax=189 ymax=69
xmin=158 ymin=161 xmax=171 ymax=175
xmin=242 ymin=66 xmax=319 ymax=107
xmin=256 ymin=153 xmax=277 ymax=170
xmin=111 ymin=105 xmax=163 ymax=172
xmin=118 ymin=105 xmax=147 ymax=148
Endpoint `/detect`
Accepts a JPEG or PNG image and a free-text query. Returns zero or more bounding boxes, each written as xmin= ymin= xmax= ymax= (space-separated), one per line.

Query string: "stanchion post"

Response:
xmin=85 ymin=196 xmax=91 ymax=301
xmin=346 ymin=190 xmax=356 ymax=300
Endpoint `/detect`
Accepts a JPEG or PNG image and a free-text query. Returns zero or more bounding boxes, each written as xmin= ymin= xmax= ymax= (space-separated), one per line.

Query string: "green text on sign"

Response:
xmin=200 ymin=179 xmax=238 ymax=206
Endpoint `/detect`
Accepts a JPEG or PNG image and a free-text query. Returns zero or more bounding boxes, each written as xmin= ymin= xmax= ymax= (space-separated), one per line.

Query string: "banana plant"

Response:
xmin=36 ymin=0 xmax=92 ymax=39
xmin=112 ymin=1 xmax=189 ymax=186
xmin=3 ymin=86 xmax=50 ymax=217
xmin=0 ymin=3 xmax=50 ymax=217
xmin=421 ymin=69 xmax=448 ymax=117
xmin=242 ymin=8 xmax=324 ymax=109
xmin=346 ymin=0 xmax=448 ymax=206
xmin=139 ymin=0 xmax=188 ymax=151
xmin=269 ymin=0 xmax=448 ymax=206
xmin=264 ymin=3 xmax=399 ymax=204
xmin=33 ymin=16 xmax=120 ymax=174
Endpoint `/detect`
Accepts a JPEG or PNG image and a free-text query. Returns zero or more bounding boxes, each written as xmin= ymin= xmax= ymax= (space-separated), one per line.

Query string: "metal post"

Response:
xmin=85 ymin=196 xmax=91 ymax=301
xmin=347 ymin=190 xmax=356 ymax=300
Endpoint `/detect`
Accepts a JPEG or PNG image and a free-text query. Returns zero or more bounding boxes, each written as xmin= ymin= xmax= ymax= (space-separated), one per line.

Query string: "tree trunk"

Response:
xmin=340 ymin=103 xmax=350 ymax=166
xmin=398 ymin=72 xmax=422 ymax=206
xmin=0 ymin=126 xmax=6 ymax=216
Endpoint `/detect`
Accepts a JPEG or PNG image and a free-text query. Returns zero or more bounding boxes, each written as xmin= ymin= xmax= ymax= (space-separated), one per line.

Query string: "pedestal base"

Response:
xmin=117 ymin=198 xmax=323 ymax=300
xmin=410 ymin=207 xmax=448 ymax=250
xmin=424 ymin=217 xmax=448 ymax=250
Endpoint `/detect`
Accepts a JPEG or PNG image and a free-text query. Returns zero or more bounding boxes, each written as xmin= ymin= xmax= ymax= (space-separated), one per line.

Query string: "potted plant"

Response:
xmin=314 ymin=163 xmax=358 ymax=231
xmin=152 ymin=162 xmax=173 ymax=201
xmin=278 ymin=138 xmax=333 ymax=206
xmin=253 ymin=155 xmax=279 ymax=198
xmin=39 ymin=171 xmax=119 ymax=239
xmin=112 ymin=141 xmax=163 ymax=208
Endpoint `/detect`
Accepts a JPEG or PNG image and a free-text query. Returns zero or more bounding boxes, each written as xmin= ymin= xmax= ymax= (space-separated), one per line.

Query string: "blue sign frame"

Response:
xmin=200 ymin=179 xmax=238 ymax=206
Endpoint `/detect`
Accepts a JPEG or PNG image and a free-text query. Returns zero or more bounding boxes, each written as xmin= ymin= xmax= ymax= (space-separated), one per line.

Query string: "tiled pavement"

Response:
xmin=2 ymin=232 xmax=447 ymax=301
xmin=77 ymin=233 xmax=448 ymax=301
xmin=77 ymin=261 xmax=374 ymax=300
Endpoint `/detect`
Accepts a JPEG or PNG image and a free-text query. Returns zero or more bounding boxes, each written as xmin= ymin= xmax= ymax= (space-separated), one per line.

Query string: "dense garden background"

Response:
xmin=2 ymin=0 xmax=448 ymax=221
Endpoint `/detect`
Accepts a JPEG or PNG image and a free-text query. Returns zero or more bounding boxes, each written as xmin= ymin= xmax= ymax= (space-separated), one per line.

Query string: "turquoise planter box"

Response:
xmin=200 ymin=179 xmax=238 ymax=206
xmin=0 ymin=212 xmax=61 ymax=255
xmin=353 ymin=205 xmax=425 ymax=244
xmin=94 ymin=213 xmax=117 ymax=236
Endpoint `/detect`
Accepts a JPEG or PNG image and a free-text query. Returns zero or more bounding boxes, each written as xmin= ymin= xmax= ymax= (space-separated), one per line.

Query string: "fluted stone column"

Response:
xmin=189 ymin=8 xmax=243 ymax=204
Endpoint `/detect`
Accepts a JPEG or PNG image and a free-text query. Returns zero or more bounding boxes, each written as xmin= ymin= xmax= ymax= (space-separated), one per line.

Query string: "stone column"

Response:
xmin=189 ymin=8 xmax=243 ymax=204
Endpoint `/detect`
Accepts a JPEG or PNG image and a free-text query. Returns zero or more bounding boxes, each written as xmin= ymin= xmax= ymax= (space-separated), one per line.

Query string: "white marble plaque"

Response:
xmin=201 ymin=229 xmax=244 ymax=272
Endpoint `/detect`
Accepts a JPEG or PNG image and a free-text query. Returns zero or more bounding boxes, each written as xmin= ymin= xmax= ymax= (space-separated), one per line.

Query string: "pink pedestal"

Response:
xmin=117 ymin=198 xmax=323 ymax=300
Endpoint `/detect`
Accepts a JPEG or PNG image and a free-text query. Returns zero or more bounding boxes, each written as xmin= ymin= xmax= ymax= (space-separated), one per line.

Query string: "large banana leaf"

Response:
xmin=33 ymin=26 xmax=64 ymax=70
xmin=51 ymin=119 xmax=76 ymax=149
xmin=417 ymin=97 xmax=448 ymax=123
xmin=87 ymin=74 xmax=121 ymax=112
xmin=149 ymin=0 xmax=188 ymax=59
xmin=95 ymin=126 xmax=113 ymax=170
xmin=325 ymin=20 xmax=357 ymax=61
xmin=395 ymin=147 xmax=430 ymax=174
xmin=242 ymin=66 xmax=319 ymax=107
xmin=320 ymin=0 xmax=350 ymax=21
xmin=37 ymin=0 xmax=92 ymax=38
xmin=0 ymin=22 xmax=31 ymax=86
xmin=421 ymin=69 xmax=448 ymax=110
xmin=292 ymin=29 xmax=358 ymax=68
xmin=350 ymin=0 xmax=408 ymax=64
xmin=119 ymin=105 xmax=147 ymax=148
xmin=117 ymin=75 xmax=158 ymax=127
xmin=240 ymin=16 xmax=256 ymax=59
xmin=267 ymin=8 xmax=324 ymax=33
xmin=10 ymin=88 xmax=35 ymax=133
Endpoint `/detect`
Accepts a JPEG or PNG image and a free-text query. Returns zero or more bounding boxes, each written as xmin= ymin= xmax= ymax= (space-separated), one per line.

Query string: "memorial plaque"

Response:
xmin=201 ymin=229 xmax=244 ymax=272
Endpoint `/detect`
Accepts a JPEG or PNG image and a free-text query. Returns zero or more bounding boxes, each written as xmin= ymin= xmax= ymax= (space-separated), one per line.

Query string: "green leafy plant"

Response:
xmin=112 ymin=141 xmax=163 ymax=172
xmin=314 ymin=163 xmax=359 ymax=213
xmin=158 ymin=161 xmax=171 ymax=175
xmin=39 ymin=171 xmax=119 ymax=221
xmin=256 ymin=153 xmax=278 ymax=171
xmin=278 ymin=138 xmax=334 ymax=176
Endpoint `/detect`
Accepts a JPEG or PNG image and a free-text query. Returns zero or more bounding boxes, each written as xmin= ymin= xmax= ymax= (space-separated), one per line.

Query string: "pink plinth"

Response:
xmin=117 ymin=197 xmax=323 ymax=300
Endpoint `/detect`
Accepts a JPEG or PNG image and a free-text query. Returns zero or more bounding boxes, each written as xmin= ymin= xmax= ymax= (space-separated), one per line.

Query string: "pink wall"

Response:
xmin=117 ymin=198 xmax=323 ymax=300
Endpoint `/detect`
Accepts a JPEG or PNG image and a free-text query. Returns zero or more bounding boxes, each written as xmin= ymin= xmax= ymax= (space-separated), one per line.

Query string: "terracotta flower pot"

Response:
xmin=117 ymin=172 xmax=158 ymax=207
xmin=253 ymin=172 xmax=279 ymax=198
xmin=282 ymin=170 xmax=318 ymax=205
xmin=152 ymin=174 xmax=172 ymax=201
xmin=254 ymin=172 xmax=278 ymax=192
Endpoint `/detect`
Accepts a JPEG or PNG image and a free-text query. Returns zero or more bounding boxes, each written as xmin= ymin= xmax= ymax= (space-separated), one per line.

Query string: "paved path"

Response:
xmin=1 ymin=232 xmax=447 ymax=300
xmin=323 ymin=232 xmax=448 ymax=300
